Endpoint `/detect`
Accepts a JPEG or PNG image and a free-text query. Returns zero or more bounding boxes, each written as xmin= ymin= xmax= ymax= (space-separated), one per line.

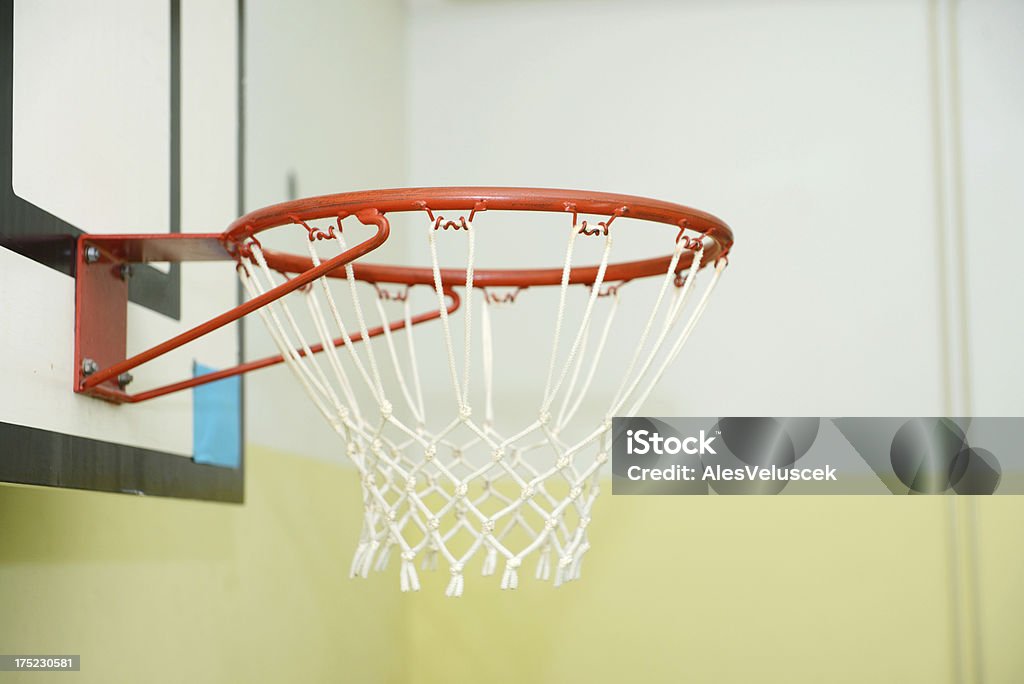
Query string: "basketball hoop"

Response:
xmin=73 ymin=187 xmax=733 ymax=595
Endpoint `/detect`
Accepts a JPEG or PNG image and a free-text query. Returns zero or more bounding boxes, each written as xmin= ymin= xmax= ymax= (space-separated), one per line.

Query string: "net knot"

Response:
xmin=482 ymin=519 xmax=496 ymax=534
xmin=454 ymin=482 xmax=468 ymax=498
xmin=596 ymin=451 xmax=609 ymax=465
xmin=386 ymin=508 xmax=397 ymax=522
xmin=491 ymin=448 xmax=505 ymax=462
xmin=379 ymin=400 xmax=393 ymax=419
xmin=458 ymin=405 xmax=472 ymax=421
xmin=569 ymin=486 xmax=582 ymax=500
xmin=580 ymin=516 xmax=592 ymax=529
xmin=559 ymin=555 xmax=573 ymax=568
xmin=538 ymin=411 xmax=552 ymax=426
xmin=425 ymin=445 xmax=437 ymax=461
xmin=450 ymin=562 xmax=464 ymax=575
xmin=520 ymin=485 xmax=535 ymax=501
xmin=545 ymin=517 xmax=558 ymax=530
xmin=507 ymin=557 xmax=521 ymax=569
xmin=401 ymin=550 xmax=416 ymax=562
xmin=405 ymin=476 xmax=417 ymax=492
xmin=556 ymin=456 xmax=570 ymax=469
xmin=428 ymin=517 xmax=441 ymax=530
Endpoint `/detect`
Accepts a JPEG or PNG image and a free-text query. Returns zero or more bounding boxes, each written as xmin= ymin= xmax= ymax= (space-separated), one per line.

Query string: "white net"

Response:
xmin=237 ymin=211 xmax=725 ymax=595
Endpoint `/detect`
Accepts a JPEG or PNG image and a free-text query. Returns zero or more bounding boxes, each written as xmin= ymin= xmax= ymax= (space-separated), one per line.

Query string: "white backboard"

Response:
xmin=0 ymin=0 xmax=243 ymax=500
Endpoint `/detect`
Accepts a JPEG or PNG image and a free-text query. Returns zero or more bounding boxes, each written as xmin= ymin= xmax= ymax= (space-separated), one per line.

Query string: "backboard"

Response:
xmin=0 ymin=0 xmax=244 ymax=502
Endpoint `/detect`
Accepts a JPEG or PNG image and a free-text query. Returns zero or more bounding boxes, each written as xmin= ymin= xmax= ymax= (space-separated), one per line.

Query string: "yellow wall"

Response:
xmin=0 ymin=447 xmax=406 ymax=684
xmin=406 ymin=496 xmax=1024 ymax=684
xmin=974 ymin=499 xmax=1024 ymax=681
xmin=3 ymin=456 xmax=1022 ymax=684
xmin=407 ymin=496 xmax=950 ymax=683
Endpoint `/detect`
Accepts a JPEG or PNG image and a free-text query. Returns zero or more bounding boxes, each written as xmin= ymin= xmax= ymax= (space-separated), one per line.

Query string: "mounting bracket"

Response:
xmin=74 ymin=233 xmax=231 ymax=403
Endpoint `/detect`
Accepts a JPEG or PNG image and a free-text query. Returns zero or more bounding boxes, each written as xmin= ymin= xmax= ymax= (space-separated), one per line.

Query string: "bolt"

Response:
xmin=84 ymin=245 xmax=101 ymax=264
xmin=117 ymin=372 xmax=133 ymax=389
xmin=81 ymin=358 xmax=99 ymax=376
xmin=119 ymin=264 xmax=133 ymax=280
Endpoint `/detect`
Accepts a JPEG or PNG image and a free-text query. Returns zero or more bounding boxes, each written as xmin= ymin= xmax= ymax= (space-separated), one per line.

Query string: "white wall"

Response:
xmin=244 ymin=0 xmax=409 ymax=458
xmin=958 ymin=0 xmax=1024 ymax=415
xmin=407 ymin=0 xmax=955 ymax=417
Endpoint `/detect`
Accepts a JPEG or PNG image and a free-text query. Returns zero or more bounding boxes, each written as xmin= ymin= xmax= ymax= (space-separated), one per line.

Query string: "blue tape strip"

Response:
xmin=192 ymin=362 xmax=241 ymax=469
